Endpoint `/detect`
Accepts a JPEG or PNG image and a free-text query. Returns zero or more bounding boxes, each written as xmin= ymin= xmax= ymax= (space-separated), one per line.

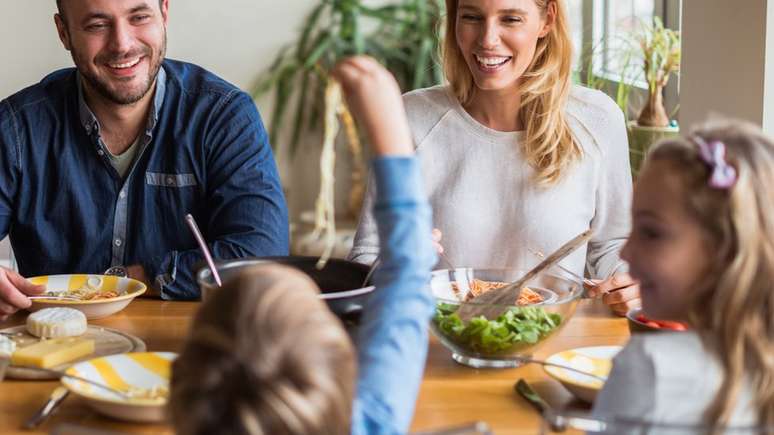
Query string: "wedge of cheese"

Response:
xmin=11 ymin=337 xmax=95 ymax=368
xmin=27 ymin=308 xmax=87 ymax=338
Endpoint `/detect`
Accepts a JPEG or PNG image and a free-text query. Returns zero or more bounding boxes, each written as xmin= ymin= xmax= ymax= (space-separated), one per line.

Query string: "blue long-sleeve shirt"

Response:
xmin=0 ymin=59 xmax=289 ymax=299
xmin=352 ymin=157 xmax=436 ymax=434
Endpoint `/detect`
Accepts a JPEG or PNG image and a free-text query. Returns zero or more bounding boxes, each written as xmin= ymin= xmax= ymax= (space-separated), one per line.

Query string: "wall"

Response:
xmin=680 ymin=0 xmax=774 ymax=133
xmin=765 ymin=0 xmax=774 ymax=133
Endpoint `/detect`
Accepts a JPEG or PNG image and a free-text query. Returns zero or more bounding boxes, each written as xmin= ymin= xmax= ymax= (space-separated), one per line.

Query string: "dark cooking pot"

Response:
xmin=196 ymin=256 xmax=375 ymax=322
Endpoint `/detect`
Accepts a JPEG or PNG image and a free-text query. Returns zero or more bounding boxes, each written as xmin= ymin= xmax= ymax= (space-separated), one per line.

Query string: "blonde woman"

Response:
xmin=349 ymin=0 xmax=638 ymax=314
xmin=593 ymin=120 xmax=774 ymax=431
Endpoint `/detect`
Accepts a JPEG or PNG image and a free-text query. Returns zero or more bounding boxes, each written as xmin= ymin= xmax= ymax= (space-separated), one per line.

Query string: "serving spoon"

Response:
xmin=456 ymin=229 xmax=592 ymax=321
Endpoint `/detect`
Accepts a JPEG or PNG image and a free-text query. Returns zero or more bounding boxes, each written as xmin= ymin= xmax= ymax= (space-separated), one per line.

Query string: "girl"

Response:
xmin=349 ymin=0 xmax=640 ymax=315
xmin=169 ymin=56 xmax=437 ymax=435
xmin=593 ymin=119 xmax=774 ymax=430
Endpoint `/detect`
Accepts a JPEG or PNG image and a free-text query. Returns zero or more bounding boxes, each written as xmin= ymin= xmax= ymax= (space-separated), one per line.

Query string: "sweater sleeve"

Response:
xmin=584 ymin=95 xmax=632 ymax=278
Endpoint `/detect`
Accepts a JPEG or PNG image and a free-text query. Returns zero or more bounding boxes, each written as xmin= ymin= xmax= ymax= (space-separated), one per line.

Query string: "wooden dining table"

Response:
xmin=0 ymin=297 xmax=629 ymax=435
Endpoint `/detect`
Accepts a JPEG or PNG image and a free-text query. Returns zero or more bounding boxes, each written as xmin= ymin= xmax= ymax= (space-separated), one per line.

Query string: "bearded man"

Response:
xmin=0 ymin=0 xmax=289 ymax=318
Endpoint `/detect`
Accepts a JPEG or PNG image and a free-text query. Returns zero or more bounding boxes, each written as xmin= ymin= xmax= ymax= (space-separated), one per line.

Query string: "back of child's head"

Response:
xmin=169 ymin=264 xmax=356 ymax=435
xmin=645 ymin=118 xmax=774 ymax=427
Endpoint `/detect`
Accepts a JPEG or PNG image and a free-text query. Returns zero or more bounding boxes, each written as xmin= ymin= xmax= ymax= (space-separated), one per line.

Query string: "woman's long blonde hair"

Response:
xmin=170 ymin=264 xmax=356 ymax=435
xmin=647 ymin=120 xmax=774 ymax=429
xmin=443 ymin=0 xmax=579 ymax=184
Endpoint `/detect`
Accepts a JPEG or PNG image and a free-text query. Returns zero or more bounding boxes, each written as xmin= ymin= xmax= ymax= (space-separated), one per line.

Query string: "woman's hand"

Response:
xmin=331 ymin=56 xmax=413 ymax=157
xmin=431 ymin=228 xmax=444 ymax=254
xmin=586 ymin=273 xmax=641 ymax=317
xmin=0 ymin=267 xmax=44 ymax=322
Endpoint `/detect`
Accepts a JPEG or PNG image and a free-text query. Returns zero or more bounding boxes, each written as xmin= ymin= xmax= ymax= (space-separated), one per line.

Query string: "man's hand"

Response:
xmin=0 ymin=267 xmax=45 ymax=322
xmin=127 ymin=265 xmax=160 ymax=298
xmin=586 ymin=273 xmax=641 ymax=316
xmin=331 ymin=56 xmax=413 ymax=157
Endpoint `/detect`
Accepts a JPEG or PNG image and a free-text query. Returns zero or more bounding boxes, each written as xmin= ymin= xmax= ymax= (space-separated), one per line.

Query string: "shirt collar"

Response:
xmin=77 ymin=66 xmax=167 ymax=136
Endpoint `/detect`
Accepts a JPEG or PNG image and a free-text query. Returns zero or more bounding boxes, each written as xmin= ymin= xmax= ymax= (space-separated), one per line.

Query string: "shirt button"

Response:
xmin=97 ymin=149 xmax=105 ymax=156
xmin=119 ymin=191 xmax=126 ymax=199
xmin=114 ymin=239 xmax=123 ymax=247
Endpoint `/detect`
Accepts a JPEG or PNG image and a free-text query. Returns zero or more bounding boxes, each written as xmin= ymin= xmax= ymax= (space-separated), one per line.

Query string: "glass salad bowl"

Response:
xmin=429 ymin=268 xmax=583 ymax=368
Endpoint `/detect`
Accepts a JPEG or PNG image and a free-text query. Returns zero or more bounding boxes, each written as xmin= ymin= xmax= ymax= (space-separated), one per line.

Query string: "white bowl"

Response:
xmin=543 ymin=345 xmax=621 ymax=403
xmin=27 ymin=274 xmax=146 ymax=319
xmin=62 ymin=352 xmax=176 ymax=423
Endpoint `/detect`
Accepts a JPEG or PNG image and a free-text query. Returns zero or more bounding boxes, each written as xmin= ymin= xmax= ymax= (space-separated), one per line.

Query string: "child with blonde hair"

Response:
xmin=169 ymin=56 xmax=436 ymax=435
xmin=593 ymin=119 xmax=774 ymax=431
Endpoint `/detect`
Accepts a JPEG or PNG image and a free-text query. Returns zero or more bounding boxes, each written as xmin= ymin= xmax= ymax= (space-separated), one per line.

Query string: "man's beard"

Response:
xmin=74 ymin=32 xmax=167 ymax=106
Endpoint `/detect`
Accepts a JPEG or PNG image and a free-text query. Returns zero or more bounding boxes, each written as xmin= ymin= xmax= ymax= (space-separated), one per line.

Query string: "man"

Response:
xmin=0 ymin=0 xmax=288 ymax=319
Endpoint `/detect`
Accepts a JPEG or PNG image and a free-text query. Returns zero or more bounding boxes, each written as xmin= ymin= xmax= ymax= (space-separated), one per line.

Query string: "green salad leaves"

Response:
xmin=434 ymin=303 xmax=562 ymax=355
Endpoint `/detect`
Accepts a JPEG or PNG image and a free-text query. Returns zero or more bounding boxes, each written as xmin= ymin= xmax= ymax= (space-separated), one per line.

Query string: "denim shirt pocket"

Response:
xmin=145 ymin=172 xmax=198 ymax=188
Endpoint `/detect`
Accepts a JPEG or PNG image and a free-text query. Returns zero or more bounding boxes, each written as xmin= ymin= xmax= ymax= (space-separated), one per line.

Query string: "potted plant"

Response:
xmin=576 ymin=16 xmax=680 ymax=176
xmin=626 ymin=16 xmax=681 ymax=175
xmin=253 ymin=0 xmax=444 ymax=261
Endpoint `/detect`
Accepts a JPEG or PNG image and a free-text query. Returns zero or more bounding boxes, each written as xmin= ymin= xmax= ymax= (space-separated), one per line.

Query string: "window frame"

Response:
xmin=576 ymin=0 xmax=681 ymax=121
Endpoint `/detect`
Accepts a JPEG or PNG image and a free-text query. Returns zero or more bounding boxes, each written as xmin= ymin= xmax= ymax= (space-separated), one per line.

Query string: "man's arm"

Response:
xmin=0 ymin=100 xmax=44 ymax=319
xmin=140 ymin=91 xmax=289 ymax=300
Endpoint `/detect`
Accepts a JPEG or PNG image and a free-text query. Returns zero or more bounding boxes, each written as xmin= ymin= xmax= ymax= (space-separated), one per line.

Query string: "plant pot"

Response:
xmin=627 ymin=121 xmax=680 ymax=177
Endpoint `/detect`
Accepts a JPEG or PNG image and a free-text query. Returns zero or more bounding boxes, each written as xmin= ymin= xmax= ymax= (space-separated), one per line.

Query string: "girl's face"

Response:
xmin=621 ymin=160 xmax=713 ymax=321
xmin=455 ymin=0 xmax=552 ymax=94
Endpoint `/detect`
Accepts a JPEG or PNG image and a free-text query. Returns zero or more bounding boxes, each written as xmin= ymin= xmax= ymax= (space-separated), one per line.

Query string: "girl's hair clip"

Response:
xmin=692 ymin=136 xmax=737 ymax=189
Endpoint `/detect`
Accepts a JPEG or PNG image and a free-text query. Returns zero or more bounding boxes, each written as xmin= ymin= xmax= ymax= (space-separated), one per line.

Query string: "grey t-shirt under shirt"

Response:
xmin=107 ymin=135 xmax=141 ymax=178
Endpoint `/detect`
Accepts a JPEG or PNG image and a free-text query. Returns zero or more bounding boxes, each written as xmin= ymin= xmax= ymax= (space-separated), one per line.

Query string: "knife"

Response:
xmin=514 ymin=379 xmax=606 ymax=433
xmin=23 ymin=386 xmax=69 ymax=429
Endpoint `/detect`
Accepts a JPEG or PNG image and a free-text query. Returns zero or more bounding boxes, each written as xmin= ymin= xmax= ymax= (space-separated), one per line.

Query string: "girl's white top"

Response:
xmin=349 ymin=85 xmax=632 ymax=279
xmin=594 ymin=331 xmax=758 ymax=432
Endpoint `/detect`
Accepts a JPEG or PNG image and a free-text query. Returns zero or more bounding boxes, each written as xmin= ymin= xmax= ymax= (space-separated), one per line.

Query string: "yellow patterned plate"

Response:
xmin=27 ymin=274 xmax=146 ymax=319
xmin=543 ymin=345 xmax=621 ymax=403
xmin=62 ymin=352 xmax=176 ymax=423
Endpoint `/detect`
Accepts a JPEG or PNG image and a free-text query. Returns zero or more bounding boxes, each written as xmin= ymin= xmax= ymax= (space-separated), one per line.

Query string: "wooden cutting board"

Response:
xmin=1 ymin=325 xmax=146 ymax=380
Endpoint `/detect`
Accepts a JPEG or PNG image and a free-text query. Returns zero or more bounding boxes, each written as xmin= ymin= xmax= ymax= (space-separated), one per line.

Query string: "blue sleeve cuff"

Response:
xmin=142 ymin=251 xmax=179 ymax=300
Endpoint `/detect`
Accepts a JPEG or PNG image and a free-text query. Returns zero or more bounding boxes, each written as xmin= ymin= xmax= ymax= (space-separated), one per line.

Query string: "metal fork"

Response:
xmin=528 ymin=248 xmax=595 ymax=287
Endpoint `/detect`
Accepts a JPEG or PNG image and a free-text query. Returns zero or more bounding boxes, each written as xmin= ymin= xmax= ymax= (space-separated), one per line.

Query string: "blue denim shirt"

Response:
xmin=0 ymin=59 xmax=289 ymax=299
xmin=352 ymin=157 xmax=436 ymax=434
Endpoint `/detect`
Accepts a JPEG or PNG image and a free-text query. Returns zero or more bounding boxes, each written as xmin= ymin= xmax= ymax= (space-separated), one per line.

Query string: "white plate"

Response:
xmin=543 ymin=345 xmax=621 ymax=403
xmin=62 ymin=352 xmax=176 ymax=423
xmin=27 ymin=274 xmax=146 ymax=319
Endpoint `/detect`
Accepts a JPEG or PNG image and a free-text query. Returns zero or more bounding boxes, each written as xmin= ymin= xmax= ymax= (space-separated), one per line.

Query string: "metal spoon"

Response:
xmin=10 ymin=366 xmax=131 ymax=400
xmin=28 ymin=295 xmax=82 ymax=302
xmin=360 ymin=257 xmax=380 ymax=288
xmin=185 ymin=214 xmax=222 ymax=287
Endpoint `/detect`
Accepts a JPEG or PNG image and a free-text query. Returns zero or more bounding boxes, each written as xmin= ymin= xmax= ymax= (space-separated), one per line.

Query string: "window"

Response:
xmin=570 ymin=0 xmax=682 ymax=118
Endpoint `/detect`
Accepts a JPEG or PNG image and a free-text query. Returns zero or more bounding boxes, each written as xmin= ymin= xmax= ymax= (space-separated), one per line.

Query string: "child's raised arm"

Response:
xmin=333 ymin=56 xmax=437 ymax=434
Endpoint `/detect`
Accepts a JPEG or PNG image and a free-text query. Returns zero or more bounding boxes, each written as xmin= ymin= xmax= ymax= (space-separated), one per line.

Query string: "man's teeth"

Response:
xmin=475 ymin=55 xmax=510 ymax=66
xmin=109 ymin=58 xmax=141 ymax=69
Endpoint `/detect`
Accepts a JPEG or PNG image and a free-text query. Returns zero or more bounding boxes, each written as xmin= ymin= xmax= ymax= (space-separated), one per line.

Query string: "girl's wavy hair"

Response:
xmin=170 ymin=264 xmax=356 ymax=435
xmin=442 ymin=0 xmax=580 ymax=184
xmin=646 ymin=119 xmax=774 ymax=430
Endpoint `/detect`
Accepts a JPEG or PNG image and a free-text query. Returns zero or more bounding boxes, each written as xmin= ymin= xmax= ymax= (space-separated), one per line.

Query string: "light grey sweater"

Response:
xmin=593 ymin=332 xmax=758 ymax=433
xmin=349 ymin=85 xmax=631 ymax=279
